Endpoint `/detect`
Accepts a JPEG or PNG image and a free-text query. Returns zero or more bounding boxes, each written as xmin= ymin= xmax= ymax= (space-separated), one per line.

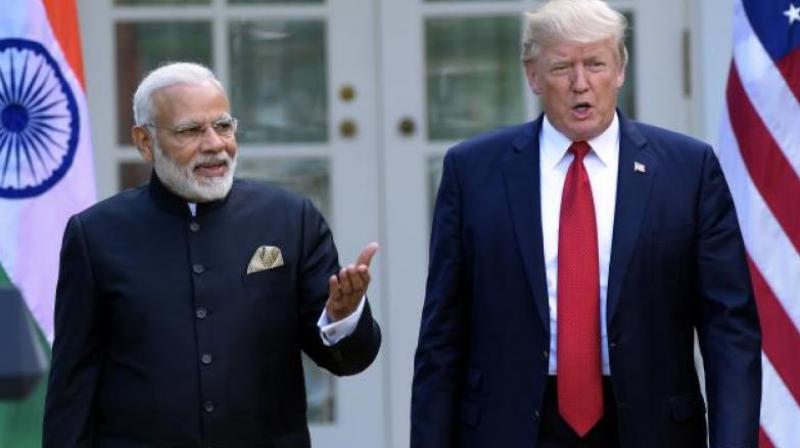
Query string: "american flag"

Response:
xmin=718 ymin=1 xmax=800 ymax=447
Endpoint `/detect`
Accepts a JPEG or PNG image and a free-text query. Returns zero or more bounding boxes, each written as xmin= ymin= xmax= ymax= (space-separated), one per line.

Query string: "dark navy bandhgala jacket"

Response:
xmin=411 ymin=114 xmax=761 ymax=448
xmin=44 ymin=175 xmax=381 ymax=448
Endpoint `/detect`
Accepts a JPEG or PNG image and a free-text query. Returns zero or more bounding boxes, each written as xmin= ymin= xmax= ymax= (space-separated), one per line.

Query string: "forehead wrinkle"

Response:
xmin=172 ymin=117 xmax=200 ymax=128
xmin=151 ymin=81 xmax=231 ymax=125
xmin=541 ymin=40 xmax=619 ymax=67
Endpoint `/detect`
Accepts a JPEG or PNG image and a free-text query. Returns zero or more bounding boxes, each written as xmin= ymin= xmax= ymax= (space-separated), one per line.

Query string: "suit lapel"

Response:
xmin=607 ymin=114 xmax=656 ymax=324
xmin=502 ymin=117 xmax=550 ymax=331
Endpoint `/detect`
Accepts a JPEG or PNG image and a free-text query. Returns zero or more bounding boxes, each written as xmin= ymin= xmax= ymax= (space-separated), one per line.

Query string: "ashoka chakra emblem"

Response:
xmin=0 ymin=38 xmax=79 ymax=199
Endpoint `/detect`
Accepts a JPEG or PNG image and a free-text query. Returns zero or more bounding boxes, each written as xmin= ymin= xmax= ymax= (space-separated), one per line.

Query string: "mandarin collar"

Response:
xmin=148 ymin=171 xmax=232 ymax=216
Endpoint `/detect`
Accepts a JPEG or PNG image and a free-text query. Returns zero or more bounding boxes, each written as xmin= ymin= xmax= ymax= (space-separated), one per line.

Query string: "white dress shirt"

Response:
xmin=317 ymin=296 xmax=365 ymax=345
xmin=187 ymin=202 xmax=363 ymax=346
xmin=540 ymin=113 xmax=620 ymax=376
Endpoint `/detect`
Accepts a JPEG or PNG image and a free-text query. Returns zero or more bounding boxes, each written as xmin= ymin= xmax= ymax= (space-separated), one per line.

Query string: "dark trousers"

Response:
xmin=538 ymin=376 xmax=620 ymax=448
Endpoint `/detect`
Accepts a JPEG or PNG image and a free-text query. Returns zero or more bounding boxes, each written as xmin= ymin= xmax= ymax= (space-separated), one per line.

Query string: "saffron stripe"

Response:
xmin=726 ymin=64 xmax=800 ymax=254
xmin=42 ymin=0 xmax=86 ymax=89
xmin=748 ymin=257 xmax=800 ymax=407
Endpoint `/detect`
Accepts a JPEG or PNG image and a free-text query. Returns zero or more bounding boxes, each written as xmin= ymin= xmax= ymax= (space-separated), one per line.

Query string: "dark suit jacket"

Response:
xmin=411 ymin=113 xmax=761 ymax=448
xmin=44 ymin=174 xmax=381 ymax=448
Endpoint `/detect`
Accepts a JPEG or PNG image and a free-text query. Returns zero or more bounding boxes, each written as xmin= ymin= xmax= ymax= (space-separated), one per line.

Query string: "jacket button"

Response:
xmin=189 ymin=222 xmax=200 ymax=232
xmin=193 ymin=264 xmax=205 ymax=274
xmin=204 ymin=401 xmax=215 ymax=413
xmin=196 ymin=307 xmax=208 ymax=319
xmin=542 ymin=350 xmax=548 ymax=360
xmin=201 ymin=353 xmax=213 ymax=365
xmin=533 ymin=410 xmax=540 ymax=421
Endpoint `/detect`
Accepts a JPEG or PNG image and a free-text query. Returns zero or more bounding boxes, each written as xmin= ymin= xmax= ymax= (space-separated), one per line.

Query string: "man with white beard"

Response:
xmin=43 ymin=62 xmax=382 ymax=448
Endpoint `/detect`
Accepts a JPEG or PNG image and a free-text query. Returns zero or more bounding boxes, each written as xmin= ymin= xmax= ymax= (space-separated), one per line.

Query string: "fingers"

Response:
xmin=327 ymin=274 xmax=348 ymax=321
xmin=357 ymin=264 xmax=371 ymax=285
xmin=333 ymin=264 xmax=371 ymax=297
xmin=355 ymin=242 xmax=379 ymax=268
xmin=328 ymin=274 xmax=341 ymax=300
xmin=326 ymin=245 xmax=376 ymax=321
xmin=342 ymin=241 xmax=377 ymax=296
xmin=329 ymin=242 xmax=377 ymax=307
xmin=338 ymin=266 xmax=355 ymax=295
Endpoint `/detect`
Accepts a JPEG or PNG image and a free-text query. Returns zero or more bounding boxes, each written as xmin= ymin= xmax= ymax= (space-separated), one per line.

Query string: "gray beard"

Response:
xmin=152 ymin=142 xmax=236 ymax=202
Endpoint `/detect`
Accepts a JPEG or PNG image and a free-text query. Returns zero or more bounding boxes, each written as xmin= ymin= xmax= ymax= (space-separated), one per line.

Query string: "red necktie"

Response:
xmin=557 ymin=141 xmax=603 ymax=437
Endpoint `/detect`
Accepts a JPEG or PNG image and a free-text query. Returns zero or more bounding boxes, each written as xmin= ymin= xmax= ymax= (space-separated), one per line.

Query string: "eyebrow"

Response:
xmin=173 ymin=114 xmax=232 ymax=128
xmin=547 ymin=57 xmax=572 ymax=65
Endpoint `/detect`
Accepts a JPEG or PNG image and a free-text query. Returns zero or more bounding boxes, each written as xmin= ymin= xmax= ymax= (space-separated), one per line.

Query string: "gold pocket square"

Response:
xmin=247 ymin=245 xmax=284 ymax=274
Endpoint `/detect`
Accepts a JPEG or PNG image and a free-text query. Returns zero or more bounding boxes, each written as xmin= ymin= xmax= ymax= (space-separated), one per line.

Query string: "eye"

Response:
xmin=175 ymin=125 xmax=203 ymax=137
xmin=213 ymin=121 xmax=233 ymax=133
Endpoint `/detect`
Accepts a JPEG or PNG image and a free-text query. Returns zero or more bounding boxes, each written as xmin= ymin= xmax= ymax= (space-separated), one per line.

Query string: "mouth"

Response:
xmin=571 ymin=102 xmax=593 ymax=119
xmin=193 ymin=160 xmax=229 ymax=178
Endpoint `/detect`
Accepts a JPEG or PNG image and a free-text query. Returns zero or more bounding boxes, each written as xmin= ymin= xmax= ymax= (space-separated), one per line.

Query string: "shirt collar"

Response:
xmin=540 ymin=112 xmax=620 ymax=169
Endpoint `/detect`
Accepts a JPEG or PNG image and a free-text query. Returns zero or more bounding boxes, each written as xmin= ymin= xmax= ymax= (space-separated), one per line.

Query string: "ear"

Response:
xmin=132 ymin=125 xmax=155 ymax=163
xmin=615 ymin=65 xmax=626 ymax=89
xmin=524 ymin=61 xmax=542 ymax=95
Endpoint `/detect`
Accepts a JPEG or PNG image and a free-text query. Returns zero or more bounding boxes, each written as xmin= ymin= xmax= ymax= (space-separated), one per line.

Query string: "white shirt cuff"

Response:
xmin=317 ymin=296 xmax=366 ymax=346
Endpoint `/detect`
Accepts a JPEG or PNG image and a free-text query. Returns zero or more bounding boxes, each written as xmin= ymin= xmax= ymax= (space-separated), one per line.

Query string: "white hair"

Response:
xmin=132 ymin=62 xmax=224 ymax=126
xmin=521 ymin=0 xmax=628 ymax=67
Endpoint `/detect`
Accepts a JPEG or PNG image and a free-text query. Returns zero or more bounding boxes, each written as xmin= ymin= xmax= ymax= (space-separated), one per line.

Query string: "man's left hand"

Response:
xmin=325 ymin=242 xmax=379 ymax=322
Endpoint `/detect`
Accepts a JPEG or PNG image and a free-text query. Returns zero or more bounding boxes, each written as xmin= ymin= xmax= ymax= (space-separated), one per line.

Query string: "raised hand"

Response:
xmin=325 ymin=242 xmax=379 ymax=322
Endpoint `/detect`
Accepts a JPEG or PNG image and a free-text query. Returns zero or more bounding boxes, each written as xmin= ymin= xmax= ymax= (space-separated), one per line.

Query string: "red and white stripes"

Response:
xmin=719 ymin=1 xmax=800 ymax=447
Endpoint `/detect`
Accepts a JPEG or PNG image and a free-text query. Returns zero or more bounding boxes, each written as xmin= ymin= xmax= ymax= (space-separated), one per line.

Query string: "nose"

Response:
xmin=571 ymin=65 xmax=589 ymax=93
xmin=199 ymin=125 xmax=226 ymax=153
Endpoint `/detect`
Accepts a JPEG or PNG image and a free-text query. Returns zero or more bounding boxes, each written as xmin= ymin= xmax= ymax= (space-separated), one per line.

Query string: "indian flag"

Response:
xmin=0 ymin=0 xmax=96 ymax=342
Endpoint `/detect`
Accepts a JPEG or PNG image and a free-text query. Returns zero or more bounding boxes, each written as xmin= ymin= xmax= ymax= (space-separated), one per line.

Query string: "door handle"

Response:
xmin=398 ymin=117 xmax=415 ymax=136
xmin=339 ymin=119 xmax=358 ymax=138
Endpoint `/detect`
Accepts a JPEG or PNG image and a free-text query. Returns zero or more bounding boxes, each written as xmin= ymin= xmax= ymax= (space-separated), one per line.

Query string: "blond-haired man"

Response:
xmin=412 ymin=1 xmax=761 ymax=447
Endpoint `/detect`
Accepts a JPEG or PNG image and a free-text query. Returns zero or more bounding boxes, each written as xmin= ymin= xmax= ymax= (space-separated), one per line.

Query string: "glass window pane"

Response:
xmin=115 ymin=22 xmax=212 ymax=145
xmin=229 ymin=21 xmax=328 ymax=144
xmin=619 ymin=12 xmax=636 ymax=118
xmin=302 ymin=355 xmax=335 ymax=423
xmin=426 ymin=16 xmax=524 ymax=141
xmin=115 ymin=0 xmax=209 ymax=5
xmin=119 ymin=162 xmax=151 ymax=190
xmin=235 ymin=157 xmax=331 ymax=219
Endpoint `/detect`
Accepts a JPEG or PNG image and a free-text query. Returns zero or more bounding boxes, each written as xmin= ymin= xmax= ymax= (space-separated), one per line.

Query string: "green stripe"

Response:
xmin=0 ymin=263 xmax=10 ymax=287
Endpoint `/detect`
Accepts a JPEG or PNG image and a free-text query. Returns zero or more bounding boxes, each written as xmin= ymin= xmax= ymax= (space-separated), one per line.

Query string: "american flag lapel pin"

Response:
xmin=634 ymin=161 xmax=646 ymax=173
